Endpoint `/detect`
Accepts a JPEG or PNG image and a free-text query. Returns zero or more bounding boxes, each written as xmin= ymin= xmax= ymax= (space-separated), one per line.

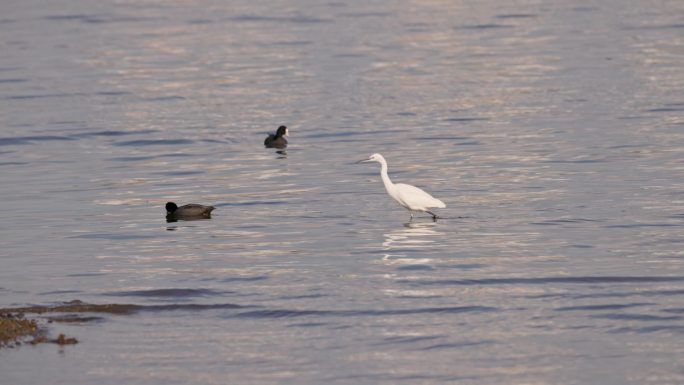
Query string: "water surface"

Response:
xmin=1 ymin=0 xmax=684 ymax=384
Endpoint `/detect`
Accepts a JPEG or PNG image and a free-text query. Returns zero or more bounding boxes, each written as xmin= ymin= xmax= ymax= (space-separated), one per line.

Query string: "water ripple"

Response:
xmin=376 ymin=335 xmax=442 ymax=345
xmin=0 ymin=78 xmax=27 ymax=84
xmin=610 ymin=326 xmax=684 ymax=334
xmin=592 ymin=313 xmax=682 ymax=321
xmin=228 ymin=15 xmax=332 ymax=24
xmin=420 ymin=340 xmax=494 ymax=351
xmin=5 ymin=93 xmax=84 ymax=100
xmin=0 ymin=135 xmax=75 ymax=146
xmin=72 ymin=129 xmax=158 ymax=138
xmin=42 ymin=14 xmax=161 ymax=24
xmin=402 ymin=276 xmax=684 ymax=286
xmin=234 ymin=306 xmax=496 ymax=319
xmin=555 ymin=303 xmax=653 ymax=312
xmin=496 ymin=14 xmax=538 ymax=19
xmin=114 ymin=139 xmax=194 ymax=147
xmin=104 ymin=288 xmax=227 ymax=298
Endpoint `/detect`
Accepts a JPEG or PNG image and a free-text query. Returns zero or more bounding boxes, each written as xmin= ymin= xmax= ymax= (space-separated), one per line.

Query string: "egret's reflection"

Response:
xmin=382 ymin=221 xmax=442 ymax=264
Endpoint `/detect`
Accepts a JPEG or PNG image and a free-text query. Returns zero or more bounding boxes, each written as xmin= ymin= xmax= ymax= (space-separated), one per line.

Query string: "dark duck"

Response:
xmin=264 ymin=125 xmax=288 ymax=148
xmin=165 ymin=202 xmax=215 ymax=221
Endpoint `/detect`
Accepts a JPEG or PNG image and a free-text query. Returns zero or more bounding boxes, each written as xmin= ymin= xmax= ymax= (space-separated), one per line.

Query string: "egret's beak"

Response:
xmin=356 ymin=158 xmax=371 ymax=164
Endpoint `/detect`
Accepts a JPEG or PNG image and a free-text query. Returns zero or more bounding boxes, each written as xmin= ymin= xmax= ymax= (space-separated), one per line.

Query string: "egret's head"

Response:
xmin=276 ymin=125 xmax=288 ymax=137
xmin=357 ymin=153 xmax=383 ymax=163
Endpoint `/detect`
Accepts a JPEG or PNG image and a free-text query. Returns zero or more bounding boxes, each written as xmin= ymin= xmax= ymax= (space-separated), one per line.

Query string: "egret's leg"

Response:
xmin=409 ymin=212 xmax=414 ymax=221
xmin=426 ymin=210 xmax=438 ymax=220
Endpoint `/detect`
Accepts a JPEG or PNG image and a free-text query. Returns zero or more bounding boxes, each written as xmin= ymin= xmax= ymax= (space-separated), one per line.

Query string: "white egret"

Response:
xmin=165 ymin=202 xmax=215 ymax=221
xmin=358 ymin=153 xmax=446 ymax=220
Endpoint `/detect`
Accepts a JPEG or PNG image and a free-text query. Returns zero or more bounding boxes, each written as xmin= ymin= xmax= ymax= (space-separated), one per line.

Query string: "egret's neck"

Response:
xmin=379 ymin=159 xmax=395 ymax=193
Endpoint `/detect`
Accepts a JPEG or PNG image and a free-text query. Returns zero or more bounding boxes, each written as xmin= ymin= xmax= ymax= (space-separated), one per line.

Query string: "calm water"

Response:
xmin=2 ymin=0 xmax=684 ymax=383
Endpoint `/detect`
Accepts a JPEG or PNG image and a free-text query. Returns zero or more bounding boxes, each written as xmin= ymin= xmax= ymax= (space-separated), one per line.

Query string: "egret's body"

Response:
xmin=359 ymin=153 xmax=445 ymax=220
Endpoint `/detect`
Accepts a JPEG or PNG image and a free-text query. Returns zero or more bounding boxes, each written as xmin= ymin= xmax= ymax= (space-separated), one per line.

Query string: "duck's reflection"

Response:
xmin=165 ymin=217 xmax=209 ymax=231
xmin=165 ymin=215 xmax=212 ymax=223
xmin=382 ymin=221 xmax=442 ymax=264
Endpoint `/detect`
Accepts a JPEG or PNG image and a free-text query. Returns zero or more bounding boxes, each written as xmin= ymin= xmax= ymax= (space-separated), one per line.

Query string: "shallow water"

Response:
xmin=1 ymin=0 xmax=684 ymax=383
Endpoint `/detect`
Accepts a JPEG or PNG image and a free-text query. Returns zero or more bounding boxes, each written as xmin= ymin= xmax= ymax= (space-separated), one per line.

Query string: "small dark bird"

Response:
xmin=264 ymin=125 xmax=288 ymax=148
xmin=165 ymin=202 xmax=214 ymax=221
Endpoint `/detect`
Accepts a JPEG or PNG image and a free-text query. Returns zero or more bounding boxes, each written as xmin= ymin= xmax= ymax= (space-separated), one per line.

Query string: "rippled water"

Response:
xmin=1 ymin=0 xmax=684 ymax=383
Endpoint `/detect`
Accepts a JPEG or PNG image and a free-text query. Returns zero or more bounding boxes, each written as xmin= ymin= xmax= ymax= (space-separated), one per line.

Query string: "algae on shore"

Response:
xmin=1 ymin=313 xmax=79 ymax=348
xmin=0 ymin=300 xmax=139 ymax=316
xmin=0 ymin=314 xmax=39 ymax=348
xmin=0 ymin=299 xmax=242 ymax=349
xmin=0 ymin=300 xmax=149 ymax=349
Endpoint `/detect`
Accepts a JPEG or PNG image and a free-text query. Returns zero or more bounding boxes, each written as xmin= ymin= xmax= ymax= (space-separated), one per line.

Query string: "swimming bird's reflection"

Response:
xmin=382 ymin=221 xmax=442 ymax=265
xmin=165 ymin=216 xmax=212 ymax=224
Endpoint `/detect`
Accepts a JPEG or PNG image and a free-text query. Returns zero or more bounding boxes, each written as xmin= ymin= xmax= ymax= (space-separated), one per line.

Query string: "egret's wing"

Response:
xmin=394 ymin=183 xmax=445 ymax=209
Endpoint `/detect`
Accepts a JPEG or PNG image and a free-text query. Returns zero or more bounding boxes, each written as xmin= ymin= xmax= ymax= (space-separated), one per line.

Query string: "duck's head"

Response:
xmin=276 ymin=125 xmax=288 ymax=138
xmin=165 ymin=202 xmax=178 ymax=214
